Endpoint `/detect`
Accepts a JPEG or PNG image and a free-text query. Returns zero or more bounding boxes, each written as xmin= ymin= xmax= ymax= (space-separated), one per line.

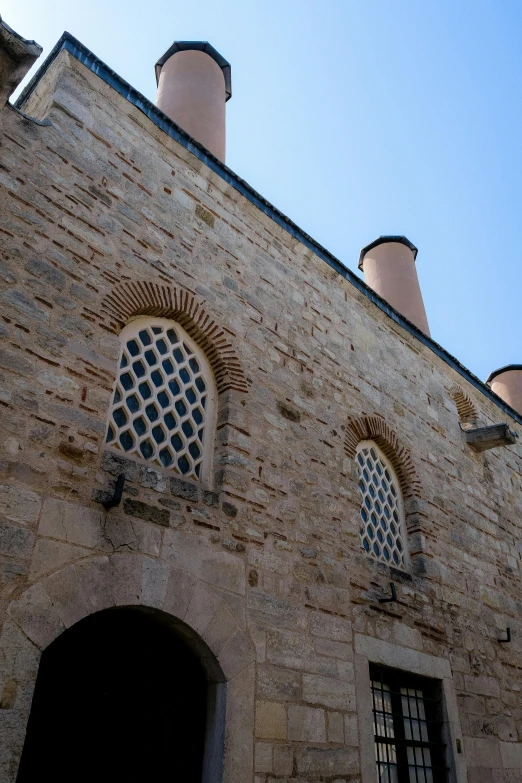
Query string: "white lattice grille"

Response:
xmin=106 ymin=317 xmax=215 ymax=481
xmin=356 ymin=441 xmax=407 ymax=569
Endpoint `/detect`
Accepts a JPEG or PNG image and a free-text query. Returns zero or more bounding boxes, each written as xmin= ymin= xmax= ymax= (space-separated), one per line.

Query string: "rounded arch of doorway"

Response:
xmin=1 ymin=553 xmax=256 ymax=783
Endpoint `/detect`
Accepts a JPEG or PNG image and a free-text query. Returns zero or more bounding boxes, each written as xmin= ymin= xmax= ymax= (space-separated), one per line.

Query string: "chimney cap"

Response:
xmin=358 ymin=235 xmax=418 ymax=271
xmin=155 ymin=41 xmax=232 ymax=101
xmin=486 ymin=365 xmax=522 ymax=385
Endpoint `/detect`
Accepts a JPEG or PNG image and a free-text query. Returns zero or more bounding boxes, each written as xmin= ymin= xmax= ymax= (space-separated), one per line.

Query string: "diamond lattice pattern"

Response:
xmin=106 ymin=320 xmax=214 ymax=480
xmin=356 ymin=443 xmax=406 ymax=569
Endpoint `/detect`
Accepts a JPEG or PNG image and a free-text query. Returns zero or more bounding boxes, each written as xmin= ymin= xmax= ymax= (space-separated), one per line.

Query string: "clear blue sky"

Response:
xmin=5 ymin=0 xmax=521 ymax=382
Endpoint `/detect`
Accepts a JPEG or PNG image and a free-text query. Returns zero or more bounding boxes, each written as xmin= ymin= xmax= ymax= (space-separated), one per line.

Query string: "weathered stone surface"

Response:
xmin=302 ymin=673 xmax=356 ymax=710
xmin=0 ymin=33 xmax=521 ymax=783
xmin=25 ymin=257 xmax=66 ymax=291
xmin=288 ymin=705 xmax=326 ymax=742
xmin=169 ymin=477 xmax=199 ymax=501
xmin=38 ymin=498 xmax=103 ymax=548
xmin=295 ymin=746 xmax=359 ymax=776
xmin=7 ymin=582 xmax=64 ymax=650
xmin=272 ymin=745 xmax=294 ymax=776
xmin=0 ymin=485 xmax=41 ymax=525
xmin=100 ymin=451 xmax=139 ymax=482
xmin=255 ymin=700 xmax=287 ymax=740
xmin=257 ymin=664 xmax=301 ymax=702
xmin=123 ymin=498 xmax=170 ymax=527
xmin=163 ymin=529 xmax=245 ymax=595
xmin=0 ymin=521 xmax=34 ymax=559
xmin=28 ymin=539 xmax=90 ymax=580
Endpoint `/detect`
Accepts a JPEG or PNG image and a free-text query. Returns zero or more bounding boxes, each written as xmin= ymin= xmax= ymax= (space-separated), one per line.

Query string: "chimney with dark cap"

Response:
xmin=486 ymin=365 xmax=522 ymax=416
xmin=155 ymin=41 xmax=231 ymax=162
xmin=358 ymin=236 xmax=431 ymax=336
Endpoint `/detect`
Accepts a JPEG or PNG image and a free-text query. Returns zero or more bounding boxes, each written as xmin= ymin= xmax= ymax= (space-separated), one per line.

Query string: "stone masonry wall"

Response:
xmin=0 ymin=46 xmax=521 ymax=782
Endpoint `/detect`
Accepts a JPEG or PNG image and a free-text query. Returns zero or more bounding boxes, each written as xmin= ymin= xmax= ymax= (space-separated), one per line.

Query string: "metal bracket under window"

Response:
xmin=379 ymin=582 xmax=398 ymax=604
xmin=498 ymin=627 xmax=511 ymax=644
xmin=101 ymin=474 xmax=125 ymax=511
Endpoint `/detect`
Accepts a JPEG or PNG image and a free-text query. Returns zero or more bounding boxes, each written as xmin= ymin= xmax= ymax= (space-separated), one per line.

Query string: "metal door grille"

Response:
xmin=370 ymin=664 xmax=448 ymax=783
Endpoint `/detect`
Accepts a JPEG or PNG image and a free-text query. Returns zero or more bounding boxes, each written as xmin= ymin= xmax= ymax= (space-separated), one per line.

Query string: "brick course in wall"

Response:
xmin=0 ymin=35 xmax=521 ymax=782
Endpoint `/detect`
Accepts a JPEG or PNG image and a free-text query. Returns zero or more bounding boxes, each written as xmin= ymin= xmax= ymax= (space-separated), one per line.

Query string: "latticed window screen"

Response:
xmin=106 ymin=317 xmax=216 ymax=482
xmin=370 ymin=664 xmax=447 ymax=783
xmin=356 ymin=441 xmax=408 ymax=570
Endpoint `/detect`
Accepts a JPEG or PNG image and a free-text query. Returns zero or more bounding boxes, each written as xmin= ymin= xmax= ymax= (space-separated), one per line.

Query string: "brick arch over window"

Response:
xmin=449 ymin=383 xmax=479 ymax=427
xmin=344 ymin=414 xmax=421 ymax=499
xmin=101 ymin=281 xmax=249 ymax=395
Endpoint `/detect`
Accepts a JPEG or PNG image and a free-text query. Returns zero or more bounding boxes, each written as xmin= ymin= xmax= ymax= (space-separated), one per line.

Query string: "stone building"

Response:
xmin=0 ymin=15 xmax=522 ymax=783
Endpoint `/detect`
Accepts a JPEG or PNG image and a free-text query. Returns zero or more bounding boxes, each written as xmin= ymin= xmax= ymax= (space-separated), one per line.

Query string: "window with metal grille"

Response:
xmin=370 ymin=664 xmax=448 ymax=783
xmin=356 ymin=441 xmax=408 ymax=570
xmin=105 ymin=317 xmax=216 ymax=482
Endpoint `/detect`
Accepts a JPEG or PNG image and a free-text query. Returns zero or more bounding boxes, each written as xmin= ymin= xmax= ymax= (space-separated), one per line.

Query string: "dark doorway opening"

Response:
xmin=17 ymin=606 xmax=218 ymax=783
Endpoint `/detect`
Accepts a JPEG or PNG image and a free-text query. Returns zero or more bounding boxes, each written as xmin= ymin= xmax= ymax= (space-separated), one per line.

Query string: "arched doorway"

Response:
xmin=16 ymin=606 xmax=225 ymax=783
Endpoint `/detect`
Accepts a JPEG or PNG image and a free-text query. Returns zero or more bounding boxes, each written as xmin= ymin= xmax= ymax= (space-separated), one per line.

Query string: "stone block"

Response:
xmin=0 ymin=347 xmax=33 ymax=377
xmin=0 ymin=521 xmax=34 ymax=559
xmin=217 ymin=626 xmax=255 ymax=681
xmin=7 ymin=582 xmax=65 ymax=650
xmin=309 ymin=610 xmax=353 ymax=642
xmin=29 ymin=539 xmax=91 ymax=580
xmin=466 ymin=769 xmax=496 ymax=783
xmin=43 ymin=564 xmax=90 ymax=629
xmin=169 ymin=476 xmax=199 ymax=501
xmin=305 ymin=584 xmax=350 ymax=615
xmin=163 ymin=528 xmax=245 ymax=595
xmin=392 ymin=621 xmax=422 ymax=650
xmin=257 ymin=664 xmax=301 ymax=702
xmin=255 ymin=742 xmax=272 ymax=773
xmin=255 ymin=700 xmax=287 ymax=740
xmin=295 ymin=746 xmax=359 ymax=776
xmin=200 ymin=602 xmax=240 ymax=659
xmin=110 ymin=554 xmax=143 ymax=606
xmin=273 ymin=745 xmax=294 ymax=777
xmin=0 ymin=485 xmax=41 ymax=525
xmin=463 ymin=737 xmax=502 ymax=768
xmin=500 ymin=741 xmax=522 ymax=769
xmin=25 ymin=257 xmax=67 ymax=290
xmin=203 ymin=490 xmax=220 ymax=507
xmin=248 ymin=589 xmax=302 ymax=630
xmin=73 ymin=556 xmax=113 ymax=615
xmin=314 ymin=637 xmax=352 ymax=660
xmin=464 ymin=675 xmax=501 ymax=698
xmin=302 ymin=673 xmax=356 ymax=710
xmin=288 ymin=705 xmax=326 ymax=742
xmin=123 ymin=498 xmax=170 ymax=527
xmin=102 ymin=514 xmax=162 ymax=556
xmin=100 ymin=451 xmax=139 ymax=482
xmin=141 ymin=557 xmax=169 ymax=609
xmin=39 ymin=498 xmax=103 ymax=549
xmin=223 ymin=661 xmax=255 ymax=783
xmin=183 ymin=581 xmax=222 ymax=638
xmin=266 ymin=628 xmax=315 ymax=671
xmin=327 ymin=711 xmax=344 ymax=744
xmin=162 ymin=566 xmax=197 ymax=622
xmin=0 ymin=620 xmax=40 ymax=713
xmin=344 ymin=713 xmax=359 ymax=747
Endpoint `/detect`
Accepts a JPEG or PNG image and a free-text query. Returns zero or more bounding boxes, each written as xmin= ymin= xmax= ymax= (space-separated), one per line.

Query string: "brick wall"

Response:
xmin=0 ymin=45 xmax=521 ymax=782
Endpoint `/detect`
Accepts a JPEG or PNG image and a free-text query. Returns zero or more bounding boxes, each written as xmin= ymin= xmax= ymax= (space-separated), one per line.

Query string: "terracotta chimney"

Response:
xmin=359 ymin=236 xmax=430 ymax=336
xmin=155 ymin=41 xmax=231 ymax=163
xmin=486 ymin=365 xmax=522 ymax=416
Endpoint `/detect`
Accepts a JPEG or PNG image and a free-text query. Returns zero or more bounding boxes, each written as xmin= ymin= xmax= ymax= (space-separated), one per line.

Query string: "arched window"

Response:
xmin=105 ymin=317 xmax=216 ymax=482
xmin=356 ymin=440 xmax=408 ymax=570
